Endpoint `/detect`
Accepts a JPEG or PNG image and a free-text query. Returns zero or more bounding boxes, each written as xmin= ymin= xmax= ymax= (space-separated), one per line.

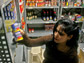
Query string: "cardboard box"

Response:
xmin=78 ymin=49 xmax=84 ymax=63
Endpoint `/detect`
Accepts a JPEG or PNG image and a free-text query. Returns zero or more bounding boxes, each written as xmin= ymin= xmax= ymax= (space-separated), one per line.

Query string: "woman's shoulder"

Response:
xmin=68 ymin=47 xmax=78 ymax=56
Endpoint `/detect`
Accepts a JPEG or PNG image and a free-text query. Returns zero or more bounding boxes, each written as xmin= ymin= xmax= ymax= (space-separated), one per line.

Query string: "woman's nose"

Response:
xmin=54 ymin=32 xmax=59 ymax=37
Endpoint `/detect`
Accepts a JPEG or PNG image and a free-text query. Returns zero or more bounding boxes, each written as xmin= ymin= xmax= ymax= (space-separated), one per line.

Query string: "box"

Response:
xmin=78 ymin=49 xmax=84 ymax=63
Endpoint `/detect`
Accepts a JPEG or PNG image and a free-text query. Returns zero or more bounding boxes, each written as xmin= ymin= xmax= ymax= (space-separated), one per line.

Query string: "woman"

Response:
xmin=13 ymin=18 xmax=79 ymax=63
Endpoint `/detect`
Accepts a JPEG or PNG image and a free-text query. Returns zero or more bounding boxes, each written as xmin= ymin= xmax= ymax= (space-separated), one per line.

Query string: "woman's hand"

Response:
xmin=19 ymin=29 xmax=25 ymax=35
xmin=12 ymin=29 xmax=25 ymax=45
xmin=12 ymin=29 xmax=25 ymax=35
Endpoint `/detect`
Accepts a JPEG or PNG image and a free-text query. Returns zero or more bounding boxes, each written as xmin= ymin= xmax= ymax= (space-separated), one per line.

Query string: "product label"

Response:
xmin=54 ymin=17 xmax=56 ymax=21
xmin=43 ymin=17 xmax=46 ymax=21
xmin=47 ymin=17 xmax=49 ymax=21
xmin=50 ymin=16 xmax=52 ymax=20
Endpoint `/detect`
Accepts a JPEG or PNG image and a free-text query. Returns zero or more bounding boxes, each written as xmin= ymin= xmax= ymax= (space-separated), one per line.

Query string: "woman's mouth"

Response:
xmin=54 ymin=38 xmax=58 ymax=41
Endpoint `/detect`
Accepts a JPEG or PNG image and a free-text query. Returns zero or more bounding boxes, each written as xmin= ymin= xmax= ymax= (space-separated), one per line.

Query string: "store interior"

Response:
xmin=0 ymin=0 xmax=84 ymax=63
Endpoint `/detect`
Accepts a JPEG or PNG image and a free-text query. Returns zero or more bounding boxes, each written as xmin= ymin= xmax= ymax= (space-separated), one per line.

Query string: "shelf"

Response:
xmin=26 ymin=18 xmax=57 ymax=24
xmin=26 ymin=18 xmax=83 ymax=24
xmin=2 ymin=0 xmax=12 ymax=8
xmin=26 ymin=19 xmax=83 ymax=24
xmin=27 ymin=30 xmax=53 ymax=37
xmin=62 ymin=6 xmax=84 ymax=8
xmin=26 ymin=6 xmax=59 ymax=9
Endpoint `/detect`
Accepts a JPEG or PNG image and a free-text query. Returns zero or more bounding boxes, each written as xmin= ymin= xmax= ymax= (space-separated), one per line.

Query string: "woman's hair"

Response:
xmin=53 ymin=18 xmax=79 ymax=49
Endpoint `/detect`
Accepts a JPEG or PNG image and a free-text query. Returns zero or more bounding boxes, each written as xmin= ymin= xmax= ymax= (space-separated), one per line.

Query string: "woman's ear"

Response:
xmin=68 ymin=35 xmax=73 ymax=40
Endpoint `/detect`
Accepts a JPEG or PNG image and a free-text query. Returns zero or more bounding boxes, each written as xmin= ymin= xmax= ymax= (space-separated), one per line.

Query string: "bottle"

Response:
xmin=53 ymin=11 xmax=57 ymax=21
xmin=30 ymin=11 xmax=32 ymax=20
xmin=49 ymin=9 xmax=53 ymax=20
xmin=11 ymin=23 xmax=23 ymax=41
xmin=34 ymin=11 xmax=37 ymax=19
xmin=46 ymin=10 xmax=49 ymax=21
xmin=42 ymin=10 xmax=46 ymax=21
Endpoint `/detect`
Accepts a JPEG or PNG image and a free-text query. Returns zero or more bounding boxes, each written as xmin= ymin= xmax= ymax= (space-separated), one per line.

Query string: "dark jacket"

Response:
xmin=18 ymin=33 xmax=79 ymax=63
xmin=43 ymin=41 xmax=79 ymax=63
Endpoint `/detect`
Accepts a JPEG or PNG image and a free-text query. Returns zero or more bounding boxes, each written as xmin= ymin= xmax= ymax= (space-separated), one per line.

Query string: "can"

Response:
xmin=14 ymin=31 xmax=23 ymax=41
xmin=11 ymin=23 xmax=23 ymax=41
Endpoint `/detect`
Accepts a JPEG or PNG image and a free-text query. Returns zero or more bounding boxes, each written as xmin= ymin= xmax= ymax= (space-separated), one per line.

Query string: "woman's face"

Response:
xmin=54 ymin=25 xmax=72 ymax=44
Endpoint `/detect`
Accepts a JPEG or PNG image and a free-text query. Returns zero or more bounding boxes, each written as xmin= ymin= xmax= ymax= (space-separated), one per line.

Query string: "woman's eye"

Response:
xmin=59 ymin=32 xmax=64 ymax=36
xmin=55 ymin=29 xmax=64 ymax=36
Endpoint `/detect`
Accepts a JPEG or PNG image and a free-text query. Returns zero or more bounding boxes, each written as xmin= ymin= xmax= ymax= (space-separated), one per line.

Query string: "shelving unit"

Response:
xmin=0 ymin=0 xmax=15 ymax=63
xmin=25 ymin=0 xmax=84 ymax=37
xmin=1 ymin=0 xmax=27 ymax=63
xmin=25 ymin=0 xmax=60 ymax=37
xmin=60 ymin=0 xmax=84 ymax=22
